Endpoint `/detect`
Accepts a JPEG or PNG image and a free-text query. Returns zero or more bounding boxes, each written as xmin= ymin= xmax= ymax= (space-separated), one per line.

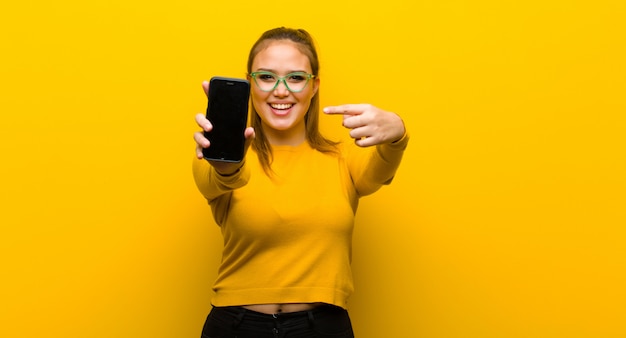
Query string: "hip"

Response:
xmin=201 ymin=304 xmax=355 ymax=338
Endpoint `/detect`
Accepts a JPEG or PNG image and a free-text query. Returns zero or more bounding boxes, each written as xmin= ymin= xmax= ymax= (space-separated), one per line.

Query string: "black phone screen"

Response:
xmin=203 ymin=77 xmax=250 ymax=162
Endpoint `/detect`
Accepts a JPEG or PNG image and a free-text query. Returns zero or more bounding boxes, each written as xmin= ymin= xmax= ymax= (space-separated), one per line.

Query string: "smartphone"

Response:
xmin=202 ymin=76 xmax=250 ymax=162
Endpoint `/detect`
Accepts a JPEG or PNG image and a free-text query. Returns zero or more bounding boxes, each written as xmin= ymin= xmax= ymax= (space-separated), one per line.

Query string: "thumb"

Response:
xmin=243 ymin=127 xmax=256 ymax=153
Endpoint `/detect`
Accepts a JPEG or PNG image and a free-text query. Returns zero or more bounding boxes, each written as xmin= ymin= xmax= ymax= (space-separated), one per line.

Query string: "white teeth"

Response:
xmin=271 ymin=103 xmax=293 ymax=110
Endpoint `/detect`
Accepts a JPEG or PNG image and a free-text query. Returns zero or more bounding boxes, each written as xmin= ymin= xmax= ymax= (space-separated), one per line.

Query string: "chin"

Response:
xmin=268 ymin=120 xmax=297 ymax=131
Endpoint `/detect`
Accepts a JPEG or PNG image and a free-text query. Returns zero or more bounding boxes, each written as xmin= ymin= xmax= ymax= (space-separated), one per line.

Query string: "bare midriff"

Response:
xmin=242 ymin=303 xmax=324 ymax=314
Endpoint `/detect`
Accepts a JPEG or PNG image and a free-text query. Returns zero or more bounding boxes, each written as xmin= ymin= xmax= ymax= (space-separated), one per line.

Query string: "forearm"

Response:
xmin=352 ymin=132 xmax=410 ymax=196
xmin=192 ymin=157 xmax=250 ymax=202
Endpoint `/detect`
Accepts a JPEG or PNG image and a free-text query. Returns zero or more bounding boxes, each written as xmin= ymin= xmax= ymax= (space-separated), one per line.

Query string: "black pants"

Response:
xmin=201 ymin=304 xmax=355 ymax=338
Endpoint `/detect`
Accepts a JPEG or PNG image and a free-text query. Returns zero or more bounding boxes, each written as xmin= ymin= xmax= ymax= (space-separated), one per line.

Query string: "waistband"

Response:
xmin=215 ymin=304 xmax=344 ymax=319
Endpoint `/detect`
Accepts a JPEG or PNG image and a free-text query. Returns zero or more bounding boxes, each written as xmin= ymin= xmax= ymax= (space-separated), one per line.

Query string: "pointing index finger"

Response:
xmin=323 ymin=104 xmax=368 ymax=115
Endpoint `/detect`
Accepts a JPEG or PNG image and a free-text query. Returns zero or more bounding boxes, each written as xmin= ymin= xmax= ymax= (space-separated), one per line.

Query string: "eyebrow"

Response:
xmin=255 ymin=68 xmax=309 ymax=74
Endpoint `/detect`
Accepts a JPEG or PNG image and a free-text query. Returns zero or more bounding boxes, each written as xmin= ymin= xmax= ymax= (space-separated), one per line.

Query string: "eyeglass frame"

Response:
xmin=248 ymin=71 xmax=316 ymax=93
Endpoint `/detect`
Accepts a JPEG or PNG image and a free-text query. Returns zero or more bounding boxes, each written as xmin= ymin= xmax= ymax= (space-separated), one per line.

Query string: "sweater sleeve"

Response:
xmin=192 ymin=157 xmax=250 ymax=202
xmin=346 ymin=132 xmax=410 ymax=197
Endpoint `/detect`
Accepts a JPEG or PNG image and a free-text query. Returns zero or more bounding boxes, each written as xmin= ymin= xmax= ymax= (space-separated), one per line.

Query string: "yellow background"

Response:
xmin=1 ymin=1 xmax=624 ymax=337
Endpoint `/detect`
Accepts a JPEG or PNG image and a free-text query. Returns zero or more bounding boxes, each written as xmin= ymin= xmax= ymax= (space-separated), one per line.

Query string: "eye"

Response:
xmin=258 ymin=73 xmax=276 ymax=82
xmin=287 ymin=73 xmax=308 ymax=82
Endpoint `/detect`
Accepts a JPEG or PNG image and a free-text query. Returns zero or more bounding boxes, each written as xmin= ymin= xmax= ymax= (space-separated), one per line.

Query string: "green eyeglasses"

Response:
xmin=249 ymin=71 xmax=315 ymax=93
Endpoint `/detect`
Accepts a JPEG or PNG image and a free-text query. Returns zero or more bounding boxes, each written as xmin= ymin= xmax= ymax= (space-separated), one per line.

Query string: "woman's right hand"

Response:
xmin=194 ymin=81 xmax=255 ymax=175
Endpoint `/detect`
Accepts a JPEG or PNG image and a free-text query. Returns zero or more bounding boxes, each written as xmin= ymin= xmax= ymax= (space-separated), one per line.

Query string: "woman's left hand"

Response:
xmin=324 ymin=104 xmax=405 ymax=147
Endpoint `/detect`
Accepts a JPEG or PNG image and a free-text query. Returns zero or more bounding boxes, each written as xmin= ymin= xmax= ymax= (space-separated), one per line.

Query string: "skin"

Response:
xmin=193 ymin=40 xmax=406 ymax=313
xmin=249 ymin=41 xmax=319 ymax=146
xmin=324 ymin=103 xmax=406 ymax=147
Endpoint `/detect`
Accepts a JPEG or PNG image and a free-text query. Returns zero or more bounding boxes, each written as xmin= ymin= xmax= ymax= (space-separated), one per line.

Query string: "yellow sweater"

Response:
xmin=192 ymin=134 xmax=409 ymax=309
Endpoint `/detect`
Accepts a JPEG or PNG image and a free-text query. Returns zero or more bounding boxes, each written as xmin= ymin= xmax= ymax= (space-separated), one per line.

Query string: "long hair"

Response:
xmin=247 ymin=27 xmax=339 ymax=175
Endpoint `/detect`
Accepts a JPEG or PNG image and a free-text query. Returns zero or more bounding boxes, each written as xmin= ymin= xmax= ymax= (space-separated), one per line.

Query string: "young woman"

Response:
xmin=193 ymin=27 xmax=409 ymax=338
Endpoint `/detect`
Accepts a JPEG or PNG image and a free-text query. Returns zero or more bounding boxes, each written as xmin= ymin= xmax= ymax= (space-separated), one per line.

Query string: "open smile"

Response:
xmin=270 ymin=103 xmax=294 ymax=110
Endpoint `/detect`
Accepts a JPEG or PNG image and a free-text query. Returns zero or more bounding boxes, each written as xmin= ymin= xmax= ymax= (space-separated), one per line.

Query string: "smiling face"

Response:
xmin=249 ymin=40 xmax=319 ymax=145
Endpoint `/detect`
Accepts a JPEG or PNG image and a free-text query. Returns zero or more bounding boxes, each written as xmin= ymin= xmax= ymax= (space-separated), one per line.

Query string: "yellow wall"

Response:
xmin=1 ymin=1 xmax=624 ymax=337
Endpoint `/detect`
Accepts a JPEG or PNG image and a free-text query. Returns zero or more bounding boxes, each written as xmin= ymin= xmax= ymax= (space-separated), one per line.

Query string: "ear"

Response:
xmin=312 ymin=76 xmax=320 ymax=95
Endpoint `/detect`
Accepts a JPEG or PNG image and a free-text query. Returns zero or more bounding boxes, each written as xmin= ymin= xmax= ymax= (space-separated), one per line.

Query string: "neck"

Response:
xmin=264 ymin=124 xmax=306 ymax=146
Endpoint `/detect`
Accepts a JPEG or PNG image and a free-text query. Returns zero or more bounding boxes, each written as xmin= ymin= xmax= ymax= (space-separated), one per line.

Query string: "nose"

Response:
xmin=273 ymin=79 xmax=290 ymax=97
